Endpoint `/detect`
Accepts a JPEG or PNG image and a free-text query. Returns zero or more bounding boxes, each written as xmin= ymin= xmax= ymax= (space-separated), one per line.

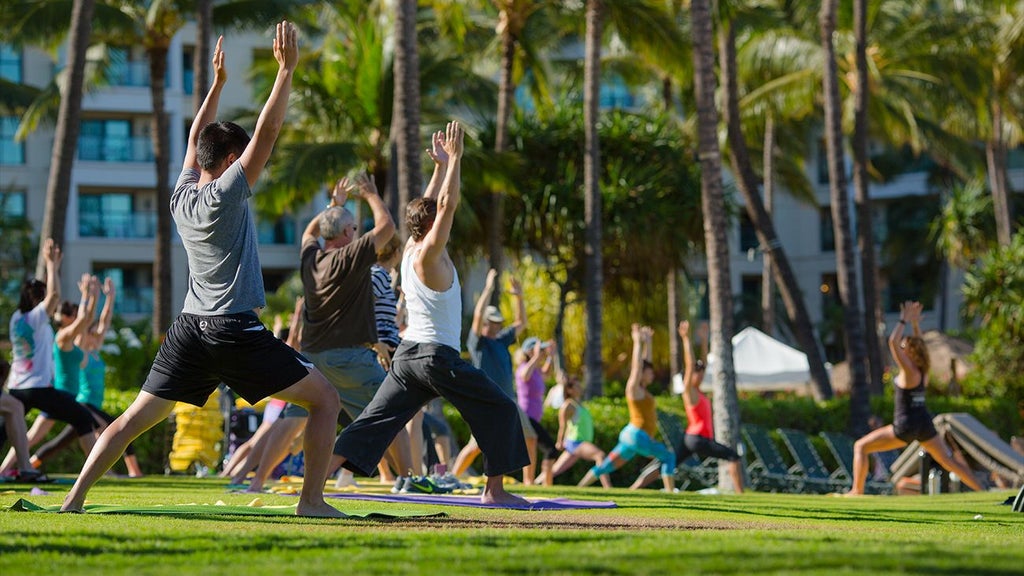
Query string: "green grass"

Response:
xmin=1 ymin=476 xmax=1021 ymax=575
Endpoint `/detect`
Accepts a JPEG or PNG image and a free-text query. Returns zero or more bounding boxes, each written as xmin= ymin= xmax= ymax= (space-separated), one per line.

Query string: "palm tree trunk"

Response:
xmin=987 ymin=99 xmax=1012 ymax=247
xmin=582 ymin=0 xmax=604 ymax=398
xmin=150 ymin=44 xmax=173 ymax=337
xmin=820 ymin=0 xmax=871 ymax=435
xmin=36 ymin=0 xmax=95 ymax=278
xmin=853 ymin=0 xmax=885 ymax=395
xmin=762 ymin=111 xmax=775 ymax=337
xmin=392 ymin=0 xmax=421 ymax=236
xmin=490 ymin=17 xmax=516 ymax=284
xmin=718 ymin=21 xmax=833 ymax=400
xmin=192 ymin=0 xmax=213 ymax=113
xmin=690 ymin=0 xmax=741 ymax=490
xmin=663 ymin=74 xmax=680 ymax=377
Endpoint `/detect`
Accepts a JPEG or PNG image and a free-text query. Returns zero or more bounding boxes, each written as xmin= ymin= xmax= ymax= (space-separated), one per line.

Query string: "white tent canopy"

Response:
xmin=673 ymin=327 xmax=813 ymax=393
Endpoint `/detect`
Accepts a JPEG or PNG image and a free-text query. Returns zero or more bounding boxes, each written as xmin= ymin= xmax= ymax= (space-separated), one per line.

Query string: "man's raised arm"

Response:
xmin=419 ymin=121 xmax=462 ymax=263
xmin=471 ymin=269 xmax=498 ymax=335
xmin=351 ymin=172 xmax=395 ymax=251
xmin=423 ymin=130 xmax=449 ymax=200
xmin=238 ymin=21 xmax=299 ymax=189
xmin=183 ymin=36 xmax=226 ymax=172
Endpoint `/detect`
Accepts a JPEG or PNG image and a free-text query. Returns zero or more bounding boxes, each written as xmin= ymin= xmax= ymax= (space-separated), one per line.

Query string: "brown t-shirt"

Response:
xmin=300 ymin=234 xmax=378 ymax=352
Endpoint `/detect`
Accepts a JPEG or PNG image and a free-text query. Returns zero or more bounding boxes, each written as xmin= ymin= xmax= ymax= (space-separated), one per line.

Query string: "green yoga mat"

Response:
xmin=8 ymin=498 xmax=446 ymax=519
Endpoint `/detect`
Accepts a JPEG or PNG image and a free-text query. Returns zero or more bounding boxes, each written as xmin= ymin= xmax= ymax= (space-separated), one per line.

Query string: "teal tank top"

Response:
xmin=565 ymin=399 xmax=594 ymax=443
xmin=78 ymin=351 xmax=106 ymax=408
xmin=53 ymin=342 xmax=84 ymax=396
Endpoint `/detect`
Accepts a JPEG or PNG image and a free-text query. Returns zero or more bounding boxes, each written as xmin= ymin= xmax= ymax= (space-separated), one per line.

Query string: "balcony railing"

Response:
xmin=80 ymin=210 xmax=156 ymax=239
xmin=78 ymin=135 xmax=154 ymax=163
xmin=115 ymin=286 xmax=154 ymax=315
xmin=106 ymin=60 xmax=150 ymax=87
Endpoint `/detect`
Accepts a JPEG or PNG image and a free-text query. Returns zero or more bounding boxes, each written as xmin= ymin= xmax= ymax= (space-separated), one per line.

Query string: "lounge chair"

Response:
xmin=741 ymin=425 xmax=805 ymax=493
xmin=819 ymin=431 xmax=893 ymax=495
xmin=777 ymin=428 xmax=842 ymax=494
xmin=933 ymin=413 xmax=1024 ymax=486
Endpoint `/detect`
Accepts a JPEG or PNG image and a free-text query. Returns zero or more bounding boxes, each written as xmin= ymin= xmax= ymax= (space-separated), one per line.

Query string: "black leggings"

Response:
xmin=528 ymin=417 xmax=558 ymax=460
xmin=34 ymin=403 xmax=136 ymax=463
xmin=9 ymin=388 xmax=96 ymax=436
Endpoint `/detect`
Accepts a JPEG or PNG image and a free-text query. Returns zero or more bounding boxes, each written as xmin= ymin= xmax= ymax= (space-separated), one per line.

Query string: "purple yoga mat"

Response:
xmin=324 ymin=492 xmax=617 ymax=510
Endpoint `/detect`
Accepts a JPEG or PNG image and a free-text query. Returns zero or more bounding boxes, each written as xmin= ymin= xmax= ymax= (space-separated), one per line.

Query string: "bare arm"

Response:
xmin=888 ymin=302 xmax=920 ymax=387
xmin=94 ymin=278 xmax=116 ymax=336
xmin=679 ymin=321 xmax=699 ymax=406
xmin=352 ymin=172 xmax=395 ymax=251
xmin=183 ymin=36 xmax=226 ymax=172
xmin=471 ymin=268 xmax=498 ymax=336
xmin=625 ymin=324 xmax=645 ymax=401
xmin=423 ymin=130 xmax=449 ymax=200
xmin=520 ymin=343 xmax=547 ymax=381
xmin=238 ymin=21 xmax=298 ymax=189
xmin=418 ymin=122 xmax=463 ymax=265
xmin=909 ymin=301 xmax=923 ymax=337
xmin=41 ymin=239 xmax=62 ymax=316
xmin=556 ymin=402 xmax=575 ymax=449
xmin=56 ymin=275 xmax=94 ymax=350
xmin=509 ymin=277 xmax=527 ymax=338
xmin=285 ymin=297 xmax=304 ymax=351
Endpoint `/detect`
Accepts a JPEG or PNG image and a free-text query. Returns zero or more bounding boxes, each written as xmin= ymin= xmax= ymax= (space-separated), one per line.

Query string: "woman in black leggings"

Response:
xmin=848 ymin=301 xmax=982 ymax=495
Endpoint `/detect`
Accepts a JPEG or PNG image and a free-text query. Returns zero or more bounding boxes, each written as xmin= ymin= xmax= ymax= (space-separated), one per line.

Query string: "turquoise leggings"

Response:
xmin=591 ymin=424 xmax=676 ymax=477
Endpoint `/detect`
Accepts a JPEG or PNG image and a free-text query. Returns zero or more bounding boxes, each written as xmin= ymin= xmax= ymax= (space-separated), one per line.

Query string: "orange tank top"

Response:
xmin=627 ymin=392 xmax=658 ymax=437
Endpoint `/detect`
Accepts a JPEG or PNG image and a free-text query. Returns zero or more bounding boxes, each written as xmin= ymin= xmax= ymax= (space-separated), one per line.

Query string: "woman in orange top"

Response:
xmin=579 ymin=324 xmax=675 ymax=491
xmin=632 ymin=321 xmax=744 ymax=492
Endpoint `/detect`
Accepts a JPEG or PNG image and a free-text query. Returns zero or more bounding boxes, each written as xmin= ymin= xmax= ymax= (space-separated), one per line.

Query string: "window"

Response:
xmin=820 ymin=207 xmax=835 ymax=252
xmin=0 ymin=116 xmax=24 ymax=164
xmin=739 ymin=212 xmax=759 ymax=253
xmin=0 ymin=190 xmax=26 ymax=218
xmin=738 ymin=275 xmax=763 ymax=328
xmin=106 ymin=47 xmax=149 ymax=87
xmin=79 ymin=119 xmax=152 ymax=162
xmin=182 ymin=46 xmax=194 ymax=95
xmin=599 ymin=75 xmax=636 ymax=110
xmin=79 ymin=191 xmax=156 ymax=238
xmin=93 ymin=264 xmax=153 ymax=315
xmin=0 ymin=44 xmax=21 ymax=82
xmin=257 ymin=216 xmax=297 ymax=245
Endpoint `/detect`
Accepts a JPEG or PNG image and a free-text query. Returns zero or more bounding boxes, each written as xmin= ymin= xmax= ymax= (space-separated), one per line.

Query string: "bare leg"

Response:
xmin=62 ymin=391 xmax=175 ymax=511
xmin=549 ymin=451 xmax=579 ymax=479
xmin=124 ymin=454 xmax=144 ymax=477
xmin=1 ymin=415 xmax=55 ymax=472
xmin=481 ymin=475 xmax=529 ymax=506
xmin=452 ymin=438 xmax=481 ymax=477
xmin=220 ymin=440 xmax=253 ymax=477
xmin=433 ymin=434 xmax=452 ymax=467
xmin=630 ymin=464 xmax=660 ymax=490
xmin=729 ymin=460 xmax=745 ymax=493
xmin=405 ymin=411 xmax=425 ymax=476
xmin=271 ymin=370 xmax=344 ymax=518
xmin=522 ymin=436 xmax=537 ymax=485
xmin=0 ymin=394 xmax=32 ymax=472
xmin=386 ymin=427 xmax=414 ymax=478
xmin=849 ymin=425 xmax=905 ymax=495
xmin=921 ymin=436 xmax=985 ymax=492
xmin=575 ymin=443 xmax=611 ymax=488
xmin=661 ymin=472 xmax=675 ymax=492
xmin=243 ymin=416 xmax=306 ymax=491
xmin=539 ymin=458 xmax=554 ymax=486
xmin=579 ymin=455 xmax=626 ymax=488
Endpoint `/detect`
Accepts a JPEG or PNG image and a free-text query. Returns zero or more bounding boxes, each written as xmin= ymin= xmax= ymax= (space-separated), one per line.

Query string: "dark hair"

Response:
xmin=0 ymin=357 xmax=10 ymax=384
xmin=694 ymin=359 xmax=706 ymax=372
xmin=18 ymin=279 xmax=45 ymax=313
xmin=59 ymin=301 xmax=79 ymax=321
xmin=196 ymin=121 xmax=250 ymax=170
xmin=642 ymin=360 xmax=654 ymax=372
xmin=277 ymin=327 xmax=291 ymax=342
xmin=406 ymin=197 xmax=437 ymax=242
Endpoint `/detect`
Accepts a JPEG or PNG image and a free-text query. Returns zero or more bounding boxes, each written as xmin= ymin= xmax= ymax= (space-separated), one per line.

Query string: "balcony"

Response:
xmin=106 ymin=60 xmax=150 ymax=87
xmin=78 ymin=134 xmax=154 ymax=163
xmin=80 ymin=209 xmax=156 ymax=239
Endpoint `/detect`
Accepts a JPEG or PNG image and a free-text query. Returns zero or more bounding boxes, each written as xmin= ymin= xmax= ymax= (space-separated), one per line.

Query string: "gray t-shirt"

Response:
xmin=171 ymin=164 xmax=265 ymax=315
xmin=467 ymin=326 xmax=517 ymax=399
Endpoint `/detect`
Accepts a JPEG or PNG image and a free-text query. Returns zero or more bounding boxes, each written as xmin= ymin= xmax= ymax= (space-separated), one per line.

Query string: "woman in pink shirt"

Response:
xmin=515 ymin=337 xmax=558 ymax=486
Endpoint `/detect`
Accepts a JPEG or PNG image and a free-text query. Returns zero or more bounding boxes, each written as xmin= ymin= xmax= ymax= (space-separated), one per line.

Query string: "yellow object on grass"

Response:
xmin=168 ymin=389 xmax=224 ymax=472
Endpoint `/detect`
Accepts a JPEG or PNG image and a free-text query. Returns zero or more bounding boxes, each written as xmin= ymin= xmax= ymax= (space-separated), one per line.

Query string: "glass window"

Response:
xmin=820 ymin=207 xmax=835 ymax=252
xmin=182 ymin=46 xmax=194 ymax=95
xmin=0 ymin=116 xmax=24 ymax=164
xmin=257 ymin=216 xmax=297 ymax=245
xmin=93 ymin=265 xmax=154 ymax=315
xmin=0 ymin=191 xmax=26 ymax=218
xmin=739 ymin=212 xmax=759 ymax=253
xmin=79 ymin=192 xmax=154 ymax=238
xmin=79 ymin=119 xmax=150 ymax=162
xmin=0 ymin=44 xmax=21 ymax=82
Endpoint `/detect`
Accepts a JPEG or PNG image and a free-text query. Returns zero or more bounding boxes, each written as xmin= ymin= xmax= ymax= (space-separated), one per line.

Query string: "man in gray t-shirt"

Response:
xmin=62 ymin=24 xmax=345 ymax=518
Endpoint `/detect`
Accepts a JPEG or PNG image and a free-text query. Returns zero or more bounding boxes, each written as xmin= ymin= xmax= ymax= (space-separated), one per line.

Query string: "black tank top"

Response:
xmin=894 ymin=374 xmax=928 ymax=424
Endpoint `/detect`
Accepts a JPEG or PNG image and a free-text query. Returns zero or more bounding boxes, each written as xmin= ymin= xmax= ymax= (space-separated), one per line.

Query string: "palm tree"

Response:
xmin=819 ymin=0 xmax=871 ymax=434
xmin=392 ymin=0 xmax=421 ymax=235
xmin=690 ymin=0 xmax=741 ymax=489
xmin=718 ymin=11 xmax=833 ymax=400
xmin=850 ymin=0 xmax=885 ymax=395
xmin=193 ymin=0 xmax=213 ymax=112
xmin=582 ymin=0 xmax=604 ymax=396
xmin=32 ymin=0 xmax=95 ymax=278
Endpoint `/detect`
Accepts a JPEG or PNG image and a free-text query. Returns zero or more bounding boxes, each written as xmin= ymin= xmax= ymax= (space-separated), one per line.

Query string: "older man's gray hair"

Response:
xmin=319 ymin=207 xmax=354 ymax=240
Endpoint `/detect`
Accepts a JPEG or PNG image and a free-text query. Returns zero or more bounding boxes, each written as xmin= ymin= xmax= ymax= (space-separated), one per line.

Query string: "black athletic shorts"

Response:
xmin=142 ymin=312 xmax=313 ymax=407
xmin=894 ymin=412 xmax=938 ymax=444
xmin=678 ymin=433 xmax=741 ymax=463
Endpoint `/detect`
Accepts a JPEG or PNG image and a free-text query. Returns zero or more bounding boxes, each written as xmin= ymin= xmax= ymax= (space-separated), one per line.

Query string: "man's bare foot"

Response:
xmin=60 ymin=497 xmax=85 ymax=513
xmin=295 ymin=500 xmax=347 ymax=518
xmin=481 ymin=476 xmax=530 ymax=507
xmin=243 ymin=484 xmax=265 ymax=494
xmin=843 ymin=491 xmax=865 ymax=497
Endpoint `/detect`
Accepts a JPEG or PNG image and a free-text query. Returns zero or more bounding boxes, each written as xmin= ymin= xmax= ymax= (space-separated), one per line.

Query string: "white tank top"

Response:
xmin=401 ymin=246 xmax=462 ymax=351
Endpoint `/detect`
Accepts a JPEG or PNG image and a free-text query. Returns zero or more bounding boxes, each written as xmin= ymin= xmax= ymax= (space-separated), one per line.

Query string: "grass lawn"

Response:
xmin=0 ymin=476 xmax=1021 ymax=575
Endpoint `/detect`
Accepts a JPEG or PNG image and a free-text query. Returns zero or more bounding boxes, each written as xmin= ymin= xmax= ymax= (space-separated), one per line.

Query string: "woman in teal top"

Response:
xmin=31 ymin=279 xmax=143 ymax=477
xmin=549 ymin=375 xmax=611 ymax=487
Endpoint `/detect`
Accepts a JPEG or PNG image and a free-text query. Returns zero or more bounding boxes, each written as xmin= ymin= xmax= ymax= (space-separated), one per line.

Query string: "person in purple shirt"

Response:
xmin=515 ymin=337 xmax=559 ymax=486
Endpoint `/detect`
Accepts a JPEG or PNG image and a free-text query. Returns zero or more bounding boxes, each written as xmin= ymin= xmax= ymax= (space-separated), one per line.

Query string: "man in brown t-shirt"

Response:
xmin=245 ymin=173 xmax=412 ymax=493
